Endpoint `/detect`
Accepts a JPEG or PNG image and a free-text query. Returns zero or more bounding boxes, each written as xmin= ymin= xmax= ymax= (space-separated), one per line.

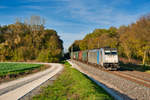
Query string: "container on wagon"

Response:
xmin=82 ymin=50 xmax=88 ymax=62
xmin=74 ymin=51 xmax=79 ymax=60
xmin=70 ymin=52 xmax=74 ymax=59
xmin=79 ymin=51 xmax=82 ymax=61
xmin=88 ymin=49 xmax=99 ymax=65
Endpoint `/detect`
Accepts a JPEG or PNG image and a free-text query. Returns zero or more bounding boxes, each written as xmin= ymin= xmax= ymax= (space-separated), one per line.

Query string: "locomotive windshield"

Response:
xmin=105 ymin=50 xmax=111 ymax=55
xmin=111 ymin=51 xmax=117 ymax=55
xmin=105 ymin=51 xmax=111 ymax=55
xmin=105 ymin=50 xmax=117 ymax=55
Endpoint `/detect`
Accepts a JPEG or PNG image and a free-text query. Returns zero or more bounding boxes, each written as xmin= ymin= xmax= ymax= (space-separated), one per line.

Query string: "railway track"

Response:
xmin=109 ymin=70 xmax=150 ymax=88
xmin=86 ymin=62 xmax=150 ymax=88
xmin=122 ymin=71 xmax=150 ymax=82
xmin=71 ymin=60 xmax=150 ymax=100
xmin=74 ymin=60 xmax=150 ymax=89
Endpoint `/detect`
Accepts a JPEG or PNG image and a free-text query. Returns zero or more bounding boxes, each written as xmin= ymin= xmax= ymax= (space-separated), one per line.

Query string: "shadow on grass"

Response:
xmin=59 ymin=60 xmax=66 ymax=64
xmin=119 ymin=61 xmax=150 ymax=72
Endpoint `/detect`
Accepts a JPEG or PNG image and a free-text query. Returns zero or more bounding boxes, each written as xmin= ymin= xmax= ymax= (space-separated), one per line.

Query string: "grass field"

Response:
xmin=0 ymin=63 xmax=43 ymax=77
xmin=32 ymin=61 xmax=114 ymax=100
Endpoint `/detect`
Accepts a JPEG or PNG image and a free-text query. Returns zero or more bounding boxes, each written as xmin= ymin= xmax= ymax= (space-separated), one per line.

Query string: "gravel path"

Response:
xmin=69 ymin=60 xmax=150 ymax=100
xmin=0 ymin=63 xmax=64 ymax=100
xmin=20 ymin=67 xmax=63 ymax=100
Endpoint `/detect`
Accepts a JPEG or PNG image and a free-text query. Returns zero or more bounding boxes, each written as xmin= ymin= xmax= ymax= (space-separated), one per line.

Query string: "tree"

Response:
xmin=69 ymin=14 xmax=150 ymax=64
xmin=0 ymin=16 xmax=63 ymax=62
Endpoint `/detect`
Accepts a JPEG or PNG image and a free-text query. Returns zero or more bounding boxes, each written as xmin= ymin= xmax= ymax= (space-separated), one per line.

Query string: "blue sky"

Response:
xmin=0 ymin=0 xmax=150 ymax=50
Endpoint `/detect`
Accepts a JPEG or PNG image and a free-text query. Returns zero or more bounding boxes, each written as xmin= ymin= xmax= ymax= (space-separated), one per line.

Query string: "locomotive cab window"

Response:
xmin=105 ymin=51 xmax=111 ymax=55
xmin=111 ymin=51 xmax=117 ymax=55
xmin=105 ymin=51 xmax=117 ymax=55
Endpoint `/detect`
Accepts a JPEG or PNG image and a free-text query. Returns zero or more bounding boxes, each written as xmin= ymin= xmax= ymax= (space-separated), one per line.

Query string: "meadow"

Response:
xmin=33 ymin=61 xmax=114 ymax=100
xmin=0 ymin=63 xmax=44 ymax=82
xmin=0 ymin=63 xmax=43 ymax=76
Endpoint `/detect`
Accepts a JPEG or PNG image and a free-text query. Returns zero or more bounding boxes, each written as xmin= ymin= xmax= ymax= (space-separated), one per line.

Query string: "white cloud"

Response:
xmin=59 ymin=32 xmax=87 ymax=49
xmin=2 ymin=0 xmax=149 ymax=49
xmin=25 ymin=0 xmax=50 ymax=2
xmin=0 ymin=6 xmax=7 ymax=9
xmin=50 ymin=0 xmax=147 ymax=49
xmin=25 ymin=0 xmax=71 ymax=2
xmin=58 ymin=0 xmax=144 ymax=27
xmin=22 ymin=5 xmax=43 ymax=10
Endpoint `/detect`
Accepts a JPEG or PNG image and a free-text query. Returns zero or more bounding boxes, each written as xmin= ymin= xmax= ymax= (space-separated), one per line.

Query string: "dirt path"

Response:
xmin=0 ymin=63 xmax=64 ymax=100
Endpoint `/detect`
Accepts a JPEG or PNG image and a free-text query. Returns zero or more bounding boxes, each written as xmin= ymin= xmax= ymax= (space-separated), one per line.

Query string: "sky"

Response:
xmin=0 ymin=0 xmax=150 ymax=50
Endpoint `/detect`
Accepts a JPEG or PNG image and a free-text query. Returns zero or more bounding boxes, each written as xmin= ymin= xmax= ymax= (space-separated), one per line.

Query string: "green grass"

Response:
xmin=32 ymin=61 xmax=114 ymax=100
xmin=0 ymin=63 xmax=43 ymax=77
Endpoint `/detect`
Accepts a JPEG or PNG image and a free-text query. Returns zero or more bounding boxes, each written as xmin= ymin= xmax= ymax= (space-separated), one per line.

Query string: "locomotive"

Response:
xmin=71 ymin=48 xmax=119 ymax=70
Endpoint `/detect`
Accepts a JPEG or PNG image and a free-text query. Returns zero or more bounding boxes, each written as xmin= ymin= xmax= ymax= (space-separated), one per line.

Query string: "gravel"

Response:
xmin=70 ymin=60 xmax=150 ymax=100
xmin=122 ymin=71 xmax=150 ymax=82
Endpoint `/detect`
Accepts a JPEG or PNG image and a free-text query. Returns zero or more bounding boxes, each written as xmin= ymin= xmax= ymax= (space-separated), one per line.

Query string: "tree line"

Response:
xmin=69 ymin=15 xmax=150 ymax=64
xmin=0 ymin=16 xmax=63 ymax=62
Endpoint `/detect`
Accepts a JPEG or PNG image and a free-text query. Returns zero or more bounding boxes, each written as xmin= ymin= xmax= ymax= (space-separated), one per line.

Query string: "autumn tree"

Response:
xmin=69 ymin=14 xmax=150 ymax=64
xmin=0 ymin=16 xmax=63 ymax=62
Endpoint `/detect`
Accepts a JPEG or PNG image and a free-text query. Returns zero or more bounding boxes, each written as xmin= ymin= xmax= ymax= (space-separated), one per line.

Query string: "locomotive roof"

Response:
xmin=88 ymin=49 xmax=99 ymax=52
xmin=72 ymin=48 xmax=117 ymax=53
xmin=103 ymin=48 xmax=117 ymax=50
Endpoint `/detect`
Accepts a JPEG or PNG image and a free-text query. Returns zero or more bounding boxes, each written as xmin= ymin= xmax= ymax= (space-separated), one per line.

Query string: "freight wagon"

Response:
xmin=82 ymin=50 xmax=88 ymax=62
xmin=74 ymin=51 xmax=79 ymax=60
xmin=78 ymin=51 xmax=82 ymax=61
xmin=71 ymin=48 xmax=119 ymax=70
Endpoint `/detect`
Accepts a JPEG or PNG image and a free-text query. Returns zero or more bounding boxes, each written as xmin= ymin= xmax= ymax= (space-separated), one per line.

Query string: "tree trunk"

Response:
xmin=127 ymin=53 xmax=131 ymax=62
xmin=142 ymin=50 xmax=146 ymax=65
xmin=128 ymin=58 xmax=131 ymax=62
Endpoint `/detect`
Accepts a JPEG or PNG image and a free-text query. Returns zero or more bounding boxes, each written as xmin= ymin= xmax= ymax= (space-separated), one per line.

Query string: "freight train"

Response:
xmin=71 ymin=48 xmax=119 ymax=70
